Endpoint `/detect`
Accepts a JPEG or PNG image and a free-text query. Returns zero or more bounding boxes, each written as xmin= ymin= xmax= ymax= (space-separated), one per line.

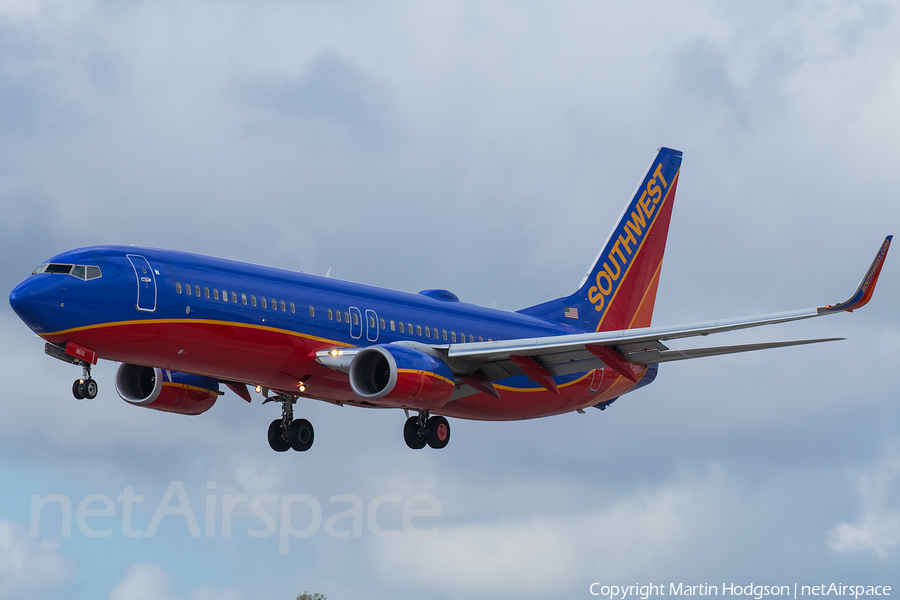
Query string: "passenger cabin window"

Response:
xmin=186 ymin=284 xmax=192 ymax=296
xmin=290 ymin=302 xmax=295 ymax=314
xmin=308 ymin=305 xmax=313 ymax=317
xmin=232 ymin=292 xmax=237 ymax=303
xmin=261 ymin=297 xmax=267 ymax=309
xmin=344 ymin=311 xmax=350 ymax=323
xmin=443 ymin=329 xmax=448 ymax=341
xmin=251 ymin=295 xmax=256 ymax=307
xmin=469 ymin=334 xmax=474 ymax=343
xmin=271 ymin=298 xmax=277 ymax=310
xmin=390 ymin=320 xmax=396 ymax=331
xmin=478 ymin=336 xmax=484 ymax=342
xmin=242 ymin=293 xmax=247 ymax=305
xmin=424 ymin=326 xmax=430 ymax=338
xmin=369 ymin=316 xmax=376 ymax=328
xmin=213 ymin=289 xmax=219 ymax=300
xmin=194 ymin=285 xmax=200 ymax=297
xmin=451 ymin=332 xmax=456 ymax=342
xmin=176 ymin=282 xmax=182 ymax=294
xmin=221 ymin=290 xmax=227 ymax=301
xmin=416 ymin=325 xmax=422 ymax=336
xmin=204 ymin=287 xmax=210 ymax=299
xmin=328 ymin=309 xmax=333 ymax=320
xmin=352 ymin=313 xmax=359 ymax=325
xmin=335 ymin=310 xmax=341 ymax=322
xmin=381 ymin=318 xmax=386 ymax=329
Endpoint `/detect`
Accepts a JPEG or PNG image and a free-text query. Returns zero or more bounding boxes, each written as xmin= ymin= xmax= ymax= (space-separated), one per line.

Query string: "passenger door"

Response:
xmin=126 ymin=254 xmax=157 ymax=312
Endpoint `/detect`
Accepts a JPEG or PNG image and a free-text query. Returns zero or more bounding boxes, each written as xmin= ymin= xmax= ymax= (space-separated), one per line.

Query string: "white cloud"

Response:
xmin=109 ymin=563 xmax=243 ymax=600
xmin=0 ymin=518 xmax=76 ymax=600
xmin=374 ymin=471 xmax=728 ymax=597
xmin=828 ymin=450 xmax=900 ymax=558
xmin=0 ymin=1 xmax=899 ymax=599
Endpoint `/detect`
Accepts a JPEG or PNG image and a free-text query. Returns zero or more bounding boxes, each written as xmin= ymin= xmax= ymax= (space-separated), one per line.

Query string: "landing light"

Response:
xmin=298 ymin=384 xmax=306 ymax=393
xmin=255 ymin=385 xmax=261 ymax=393
xmin=329 ymin=349 xmax=342 ymax=357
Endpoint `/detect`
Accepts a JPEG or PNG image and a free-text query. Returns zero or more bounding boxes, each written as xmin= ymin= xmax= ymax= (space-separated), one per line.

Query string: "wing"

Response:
xmin=317 ymin=237 xmax=890 ymax=397
xmin=438 ymin=235 xmax=892 ymax=393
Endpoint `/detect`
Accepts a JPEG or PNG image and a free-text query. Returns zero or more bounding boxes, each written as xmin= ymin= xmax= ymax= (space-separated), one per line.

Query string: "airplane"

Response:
xmin=8 ymin=147 xmax=892 ymax=453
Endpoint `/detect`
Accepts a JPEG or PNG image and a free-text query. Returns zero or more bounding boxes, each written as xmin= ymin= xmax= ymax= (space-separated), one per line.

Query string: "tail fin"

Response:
xmin=519 ymin=147 xmax=683 ymax=332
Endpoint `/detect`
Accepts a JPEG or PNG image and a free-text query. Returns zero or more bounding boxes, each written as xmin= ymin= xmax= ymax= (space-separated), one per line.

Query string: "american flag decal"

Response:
xmin=563 ymin=306 xmax=579 ymax=319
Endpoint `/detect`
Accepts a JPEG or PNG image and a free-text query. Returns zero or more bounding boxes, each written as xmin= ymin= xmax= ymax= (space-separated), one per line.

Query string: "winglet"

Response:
xmin=821 ymin=236 xmax=892 ymax=313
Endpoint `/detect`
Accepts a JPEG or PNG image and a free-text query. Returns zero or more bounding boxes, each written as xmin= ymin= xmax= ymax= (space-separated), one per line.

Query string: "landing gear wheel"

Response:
xmin=267 ymin=419 xmax=290 ymax=452
xmin=288 ymin=418 xmax=314 ymax=452
xmin=403 ymin=416 xmax=427 ymax=449
xmin=403 ymin=417 xmax=426 ymax=450
xmin=425 ymin=416 xmax=450 ymax=449
xmin=72 ymin=380 xmax=84 ymax=400
xmin=82 ymin=378 xmax=98 ymax=399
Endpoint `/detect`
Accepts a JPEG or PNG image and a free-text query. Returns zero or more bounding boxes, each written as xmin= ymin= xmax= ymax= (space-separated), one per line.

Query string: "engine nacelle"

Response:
xmin=116 ymin=364 xmax=221 ymax=415
xmin=348 ymin=344 xmax=456 ymax=409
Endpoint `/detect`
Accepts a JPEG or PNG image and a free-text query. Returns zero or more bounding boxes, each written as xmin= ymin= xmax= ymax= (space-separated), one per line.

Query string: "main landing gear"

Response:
xmin=266 ymin=392 xmax=315 ymax=452
xmin=72 ymin=363 xmax=98 ymax=400
xmin=404 ymin=410 xmax=450 ymax=450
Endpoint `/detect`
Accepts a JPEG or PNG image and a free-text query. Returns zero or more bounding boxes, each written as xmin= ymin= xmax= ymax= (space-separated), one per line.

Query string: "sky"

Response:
xmin=1 ymin=1 xmax=899 ymax=599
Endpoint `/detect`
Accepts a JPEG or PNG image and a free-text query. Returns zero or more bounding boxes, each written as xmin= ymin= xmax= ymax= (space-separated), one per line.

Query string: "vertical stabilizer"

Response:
xmin=519 ymin=147 xmax=682 ymax=332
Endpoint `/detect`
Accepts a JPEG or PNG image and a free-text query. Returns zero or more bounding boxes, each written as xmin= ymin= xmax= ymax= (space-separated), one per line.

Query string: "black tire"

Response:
xmin=425 ymin=416 xmax=450 ymax=449
xmin=288 ymin=418 xmax=314 ymax=452
xmin=267 ymin=419 xmax=290 ymax=452
xmin=82 ymin=378 xmax=98 ymax=400
xmin=72 ymin=380 xmax=84 ymax=400
xmin=403 ymin=416 xmax=427 ymax=450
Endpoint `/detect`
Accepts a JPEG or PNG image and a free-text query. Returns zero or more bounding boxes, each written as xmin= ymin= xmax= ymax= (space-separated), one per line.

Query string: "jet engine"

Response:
xmin=348 ymin=344 xmax=456 ymax=409
xmin=115 ymin=364 xmax=221 ymax=415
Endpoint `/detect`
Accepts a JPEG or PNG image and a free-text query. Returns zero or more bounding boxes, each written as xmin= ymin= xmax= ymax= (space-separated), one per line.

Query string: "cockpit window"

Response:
xmin=45 ymin=264 xmax=73 ymax=274
xmin=32 ymin=263 xmax=102 ymax=280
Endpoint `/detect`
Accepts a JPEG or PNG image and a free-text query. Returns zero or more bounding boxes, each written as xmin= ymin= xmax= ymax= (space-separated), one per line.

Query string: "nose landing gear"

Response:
xmin=44 ymin=342 xmax=99 ymax=400
xmin=72 ymin=369 xmax=98 ymax=400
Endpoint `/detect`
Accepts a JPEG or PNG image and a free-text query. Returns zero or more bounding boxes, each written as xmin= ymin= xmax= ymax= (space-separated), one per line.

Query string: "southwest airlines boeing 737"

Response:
xmin=8 ymin=148 xmax=892 ymax=452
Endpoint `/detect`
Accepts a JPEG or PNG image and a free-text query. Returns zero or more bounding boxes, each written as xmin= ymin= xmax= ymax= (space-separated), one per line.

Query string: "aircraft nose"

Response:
xmin=9 ymin=275 xmax=59 ymax=333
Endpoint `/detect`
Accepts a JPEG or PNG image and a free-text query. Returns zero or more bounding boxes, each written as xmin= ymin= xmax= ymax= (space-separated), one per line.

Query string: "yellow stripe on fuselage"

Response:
xmin=493 ymin=370 xmax=593 ymax=392
xmin=39 ymin=318 xmax=354 ymax=348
